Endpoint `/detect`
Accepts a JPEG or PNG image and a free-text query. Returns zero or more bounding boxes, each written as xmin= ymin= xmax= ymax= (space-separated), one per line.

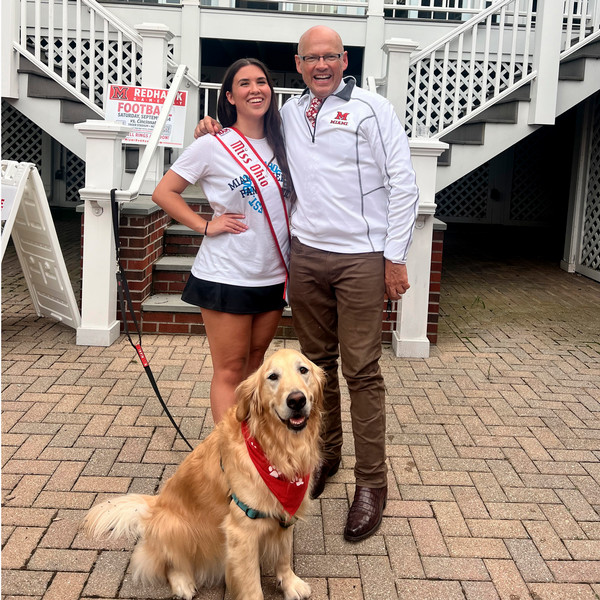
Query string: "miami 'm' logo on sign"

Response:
xmin=330 ymin=111 xmax=349 ymax=126
xmin=110 ymin=86 xmax=128 ymax=100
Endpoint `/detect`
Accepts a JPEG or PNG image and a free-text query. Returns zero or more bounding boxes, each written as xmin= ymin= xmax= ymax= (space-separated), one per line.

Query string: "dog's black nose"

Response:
xmin=286 ymin=392 xmax=306 ymax=411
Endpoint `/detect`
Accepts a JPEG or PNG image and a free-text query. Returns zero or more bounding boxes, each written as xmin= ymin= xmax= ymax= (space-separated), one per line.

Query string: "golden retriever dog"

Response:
xmin=82 ymin=348 xmax=324 ymax=600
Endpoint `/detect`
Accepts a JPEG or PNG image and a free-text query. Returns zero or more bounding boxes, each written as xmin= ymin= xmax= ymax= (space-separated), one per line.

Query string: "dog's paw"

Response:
xmin=280 ymin=574 xmax=311 ymax=600
xmin=168 ymin=572 xmax=197 ymax=600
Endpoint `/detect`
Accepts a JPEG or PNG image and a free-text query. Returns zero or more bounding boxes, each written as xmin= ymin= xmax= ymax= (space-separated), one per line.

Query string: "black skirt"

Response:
xmin=181 ymin=274 xmax=286 ymax=315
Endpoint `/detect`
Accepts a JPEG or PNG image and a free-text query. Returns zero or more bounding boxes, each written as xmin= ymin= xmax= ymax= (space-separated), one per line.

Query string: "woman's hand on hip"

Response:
xmin=205 ymin=213 xmax=248 ymax=237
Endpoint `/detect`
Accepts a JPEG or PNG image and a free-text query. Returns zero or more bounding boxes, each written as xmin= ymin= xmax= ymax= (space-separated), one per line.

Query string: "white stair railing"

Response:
xmin=14 ymin=0 xmax=199 ymax=117
xmin=403 ymin=0 xmax=600 ymax=139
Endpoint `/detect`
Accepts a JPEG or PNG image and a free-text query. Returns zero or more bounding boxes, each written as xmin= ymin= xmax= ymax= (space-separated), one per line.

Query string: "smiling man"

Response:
xmin=280 ymin=26 xmax=420 ymax=542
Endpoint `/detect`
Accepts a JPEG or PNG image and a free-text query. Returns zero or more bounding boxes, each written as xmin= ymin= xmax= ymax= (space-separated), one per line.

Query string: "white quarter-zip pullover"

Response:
xmin=281 ymin=78 xmax=419 ymax=263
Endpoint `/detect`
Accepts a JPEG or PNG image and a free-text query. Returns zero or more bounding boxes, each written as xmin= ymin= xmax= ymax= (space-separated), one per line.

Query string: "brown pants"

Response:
xmin=289 ymin=238 xmax=387 ymax=488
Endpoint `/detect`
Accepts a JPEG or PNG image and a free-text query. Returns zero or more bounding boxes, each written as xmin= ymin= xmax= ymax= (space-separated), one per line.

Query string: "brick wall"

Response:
xmin=428 ymin=228 xmax=445 ymax=344
xmin=138 ymin=202 xmax=212 ymax=335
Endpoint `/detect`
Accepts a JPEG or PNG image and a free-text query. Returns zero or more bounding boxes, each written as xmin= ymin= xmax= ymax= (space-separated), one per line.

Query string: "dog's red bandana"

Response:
xmin=241 ymin=421 xmax=309 ymax=516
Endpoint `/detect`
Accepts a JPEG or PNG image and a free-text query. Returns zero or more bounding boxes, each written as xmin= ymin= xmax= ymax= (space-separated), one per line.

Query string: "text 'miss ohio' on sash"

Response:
xmin=215 ymin=127 xmax=290 ymax=297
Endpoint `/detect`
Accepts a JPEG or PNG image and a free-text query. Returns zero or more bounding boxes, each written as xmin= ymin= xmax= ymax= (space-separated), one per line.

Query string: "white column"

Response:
xmin=561 ymin=100 xmax=593 ymax=273
xmin=135 ymin=23 xmax=174 ymax=194
xmin=180 ymin=0 xmax=201 ymax=149
xmin=75 ymin=120 xmax=130 ymax=347
xmin=363 ymin=0 xmax=386 ymax=81
xmin=528 ymin=0 xmax=563 ymax=125
xmin=382 ymin=38 xmax=419 ymax=123
xmin=1 ymin=0 xmax=19 ymax=98
xmin=393 ymin=138 xmax=448 ymax=358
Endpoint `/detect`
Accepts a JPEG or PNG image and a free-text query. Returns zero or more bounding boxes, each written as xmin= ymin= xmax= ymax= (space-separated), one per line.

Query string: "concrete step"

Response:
xmin=154 ymin=255 xmax=194 ymax=271
xmin=143 ymin=293 xmax=200 ymax=313
xmin=152 ymin=255 xmax=192 ymax=295
xmin=143 ymin=293 xmax=292 ymax=317
xmin=141 ymin=293 xmax=296 ymax=337
xmin=165 ymin=223 xmax=204 ymax=256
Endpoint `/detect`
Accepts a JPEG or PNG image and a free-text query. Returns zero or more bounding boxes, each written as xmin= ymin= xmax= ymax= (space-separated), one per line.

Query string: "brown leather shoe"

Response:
xmin=310 ymin=457 xmax=341 ymax=499
xmin=343 ymin=485 xmax=387 ymax=542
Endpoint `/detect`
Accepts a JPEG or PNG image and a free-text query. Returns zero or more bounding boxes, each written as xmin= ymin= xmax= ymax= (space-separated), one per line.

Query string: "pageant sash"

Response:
xmin=215 ymin=127 xmax=291 ymax=290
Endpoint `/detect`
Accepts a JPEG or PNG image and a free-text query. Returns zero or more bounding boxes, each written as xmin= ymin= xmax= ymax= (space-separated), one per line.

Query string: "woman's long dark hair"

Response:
xmin=217 ymin=58 xmax=292 ymax=197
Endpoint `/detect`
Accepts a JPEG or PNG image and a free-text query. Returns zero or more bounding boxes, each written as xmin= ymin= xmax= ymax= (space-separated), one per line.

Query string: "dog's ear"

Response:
xmin=235 ymin=369 xmax=261 ymax=422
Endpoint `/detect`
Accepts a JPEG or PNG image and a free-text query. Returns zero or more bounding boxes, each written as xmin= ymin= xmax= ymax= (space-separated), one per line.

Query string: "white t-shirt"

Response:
xmin=171 ymin=134 xmax=289 ymax=287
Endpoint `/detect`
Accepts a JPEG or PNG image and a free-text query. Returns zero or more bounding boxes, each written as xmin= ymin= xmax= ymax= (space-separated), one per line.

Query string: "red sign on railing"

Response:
xmin=105 ymin=85 xmax=188 ymax=148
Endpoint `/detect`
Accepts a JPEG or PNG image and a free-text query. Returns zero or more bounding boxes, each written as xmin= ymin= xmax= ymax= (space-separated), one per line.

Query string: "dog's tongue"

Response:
xmin=290 ymin=416 xmax=306 ymax=427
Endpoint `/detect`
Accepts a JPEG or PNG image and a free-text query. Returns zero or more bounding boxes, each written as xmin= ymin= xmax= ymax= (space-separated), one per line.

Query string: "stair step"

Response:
xmin=27 ymin=72 xmax=75 ymax=101
xmin=18 ymin=55 xmax=49 ymax=77
xmin=468 ymin=101 xmax=518 ymax=124
xmin=165 ymin=225 xmax=204 ymax=255
xmin=60 ymin=99 xmax=98 ymax=124
xmin=168 ymin=223 xmax=204 ymax=237
xmin=440 ymin=122 xmax=485 ymax=145
xmin=155 ymin=255 xmax=194 ymax=271
xmin=559 ymin=58 xmax=585 ymax=81
xmin=142 ymin=293 xmax=292 ymax=317
xmin=498 ymin=83 xmax=531 ymax=104
xmin=141 ymin=293 xmax=296 ymax=337
xmin=143 ymin=293 xmax=200 ymax=313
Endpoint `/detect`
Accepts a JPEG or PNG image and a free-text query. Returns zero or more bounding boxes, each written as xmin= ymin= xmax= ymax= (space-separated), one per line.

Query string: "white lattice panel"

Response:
xmin=580 ymin=93 xmax=600 ymax=276
xmin=1 ymin=102 xmax=43 ymax=169
xmin=66 ymin=151 xmax=85 ymax=205
xmin=435 ymin=162 xmax=490 ymax=222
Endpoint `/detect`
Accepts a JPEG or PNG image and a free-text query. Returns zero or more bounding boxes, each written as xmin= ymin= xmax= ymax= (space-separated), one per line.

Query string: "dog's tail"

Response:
xmin=82 ymin=494 xmax=154 ymax=542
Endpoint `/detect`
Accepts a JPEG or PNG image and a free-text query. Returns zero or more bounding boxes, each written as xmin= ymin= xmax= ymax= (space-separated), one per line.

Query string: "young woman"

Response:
xmin=152 ymin=59 xmax=292 ymax=423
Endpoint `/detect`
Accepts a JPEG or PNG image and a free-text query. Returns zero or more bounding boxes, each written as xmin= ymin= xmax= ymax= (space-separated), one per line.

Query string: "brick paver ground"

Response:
xmin=2 ymin=217 xmax=600 ymax=599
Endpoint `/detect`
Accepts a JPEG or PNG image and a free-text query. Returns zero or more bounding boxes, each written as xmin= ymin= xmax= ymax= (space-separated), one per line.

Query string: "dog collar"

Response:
xmin=220 ymin=458 xmax=298 ymax=528
xmin=230 ymin=492 xmax=297 ymax=529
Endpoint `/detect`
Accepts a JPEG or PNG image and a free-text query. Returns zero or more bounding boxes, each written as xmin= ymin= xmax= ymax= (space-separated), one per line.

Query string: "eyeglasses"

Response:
xmin=298 ymin=53 xmax=343 ymax=64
